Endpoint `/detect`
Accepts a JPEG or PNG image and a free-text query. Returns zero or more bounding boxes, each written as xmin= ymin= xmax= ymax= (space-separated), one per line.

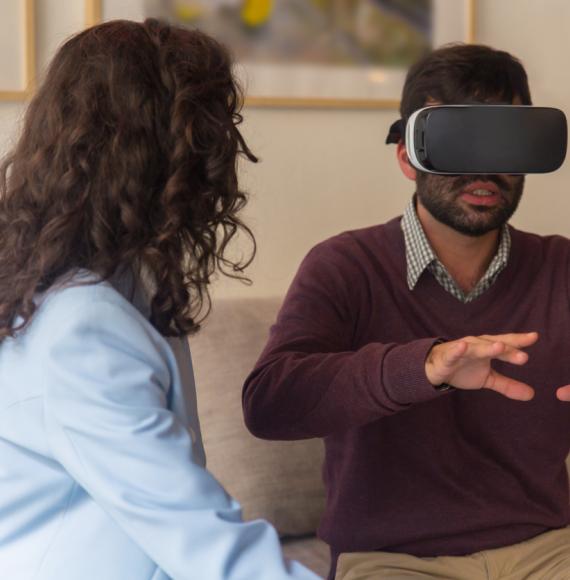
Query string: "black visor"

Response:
xmin=398 ymin=105 xmax=567 ymax=174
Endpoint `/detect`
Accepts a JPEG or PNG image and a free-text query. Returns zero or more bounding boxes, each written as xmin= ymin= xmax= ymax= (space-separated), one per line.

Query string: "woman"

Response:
xmin=0 ymin=19 xmax=319 ymax=580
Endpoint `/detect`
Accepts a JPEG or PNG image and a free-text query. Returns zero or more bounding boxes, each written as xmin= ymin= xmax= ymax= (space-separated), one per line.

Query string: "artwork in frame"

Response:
xmin=85 ymin=0 xmax=476 ymax=109
xmin=0 ymin=0 xmax=36 ymax=102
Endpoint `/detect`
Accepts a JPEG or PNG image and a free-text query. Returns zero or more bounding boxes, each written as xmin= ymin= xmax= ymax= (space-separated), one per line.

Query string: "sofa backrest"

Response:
xmin=189 ymin=296 xmax=326 ymax=538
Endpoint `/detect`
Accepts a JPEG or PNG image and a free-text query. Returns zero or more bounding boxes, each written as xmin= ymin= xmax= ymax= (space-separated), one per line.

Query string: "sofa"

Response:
xmin=189 ymin=297 xmax=331 ymax=578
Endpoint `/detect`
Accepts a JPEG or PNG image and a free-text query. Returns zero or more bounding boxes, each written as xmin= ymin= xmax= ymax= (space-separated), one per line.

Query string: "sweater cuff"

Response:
xmin=381 ymin=337 xmax=451 ymax=405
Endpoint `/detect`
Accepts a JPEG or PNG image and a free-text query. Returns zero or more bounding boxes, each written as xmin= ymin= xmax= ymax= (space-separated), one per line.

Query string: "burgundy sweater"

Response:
xmin=242 ymin=217 xmax=570 ymax=577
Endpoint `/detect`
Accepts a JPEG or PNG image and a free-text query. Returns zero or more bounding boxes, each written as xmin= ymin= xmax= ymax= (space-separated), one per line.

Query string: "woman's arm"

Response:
xmin=40 ymin=292 xmax=319 ymax=580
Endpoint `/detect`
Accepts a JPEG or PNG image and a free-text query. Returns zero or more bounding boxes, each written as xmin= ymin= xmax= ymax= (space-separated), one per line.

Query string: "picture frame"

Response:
xmin=85 ymin=0 xmax=102 ymax=27
xmin=85 ymin=0 xmax=476 ymax=109
xmin=0 ymin=0 xmax=36 ymax=102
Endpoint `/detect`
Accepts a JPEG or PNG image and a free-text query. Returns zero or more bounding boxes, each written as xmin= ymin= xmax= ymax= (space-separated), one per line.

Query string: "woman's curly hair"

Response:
xmin=0 ymin=18 xmax=257 ymax=340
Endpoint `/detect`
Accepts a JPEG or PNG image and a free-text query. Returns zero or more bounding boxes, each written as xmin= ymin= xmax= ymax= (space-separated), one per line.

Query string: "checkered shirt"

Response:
xmin=400 ymin=198 xmax=511 ymax=303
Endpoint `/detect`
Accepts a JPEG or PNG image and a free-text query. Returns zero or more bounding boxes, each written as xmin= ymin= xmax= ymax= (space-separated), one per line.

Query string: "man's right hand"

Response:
xmin=425 ymin=332 xmax=539 ymax=401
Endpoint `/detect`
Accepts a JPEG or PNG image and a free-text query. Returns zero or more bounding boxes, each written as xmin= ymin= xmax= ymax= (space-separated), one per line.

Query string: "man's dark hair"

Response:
xmin=400 ymin=43 xmax=532 ymax=124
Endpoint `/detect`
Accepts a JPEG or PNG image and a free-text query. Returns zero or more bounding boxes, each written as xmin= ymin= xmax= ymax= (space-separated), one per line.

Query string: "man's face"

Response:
xmin=414 ymin=171 xmax=525 ymax=237
xmin=405 ymin=95 xmax=527 ymax=237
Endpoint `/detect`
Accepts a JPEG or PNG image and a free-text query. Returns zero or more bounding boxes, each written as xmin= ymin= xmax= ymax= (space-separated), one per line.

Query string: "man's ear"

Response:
xmin=397 ymin=141 xmax=417 ymax=181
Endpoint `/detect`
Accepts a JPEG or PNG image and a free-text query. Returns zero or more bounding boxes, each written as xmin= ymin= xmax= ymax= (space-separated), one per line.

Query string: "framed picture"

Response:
xmin=85 ymin=0 xmax=476 ymax=109
xmin=0 ymin=0 xmax=36 ymax=102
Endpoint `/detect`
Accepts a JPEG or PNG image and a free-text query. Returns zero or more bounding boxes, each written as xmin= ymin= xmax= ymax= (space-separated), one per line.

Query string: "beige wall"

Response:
xmin=1 ymin=0 xmax=569 ymax=300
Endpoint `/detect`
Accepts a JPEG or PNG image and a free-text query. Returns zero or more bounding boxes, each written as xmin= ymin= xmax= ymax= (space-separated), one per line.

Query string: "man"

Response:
xmin=242 ymin=43 xmax=570 ymax=580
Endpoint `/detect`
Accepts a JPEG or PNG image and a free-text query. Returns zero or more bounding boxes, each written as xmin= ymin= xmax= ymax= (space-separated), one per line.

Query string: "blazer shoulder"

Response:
xmin=30 ymin=276 xmax=159 ymax=349
xmin=40 ymin=282 xmax=116 ymax=316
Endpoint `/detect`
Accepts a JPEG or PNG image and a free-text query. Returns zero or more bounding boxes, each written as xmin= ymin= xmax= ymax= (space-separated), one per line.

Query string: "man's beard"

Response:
xmin=415 ymin=172 xmax=524 ymax=237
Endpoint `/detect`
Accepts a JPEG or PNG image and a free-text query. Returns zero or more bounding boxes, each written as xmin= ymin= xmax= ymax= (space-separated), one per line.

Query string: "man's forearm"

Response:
xmin=243 ymin=337 xmax=444 ymax=440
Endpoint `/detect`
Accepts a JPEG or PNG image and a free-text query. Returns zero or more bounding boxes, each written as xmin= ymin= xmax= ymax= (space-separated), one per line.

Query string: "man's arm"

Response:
xmin=243 ymin=238 xmax=537 ymax=441
xmin=242 ymin=239 xmax=448 ymax=440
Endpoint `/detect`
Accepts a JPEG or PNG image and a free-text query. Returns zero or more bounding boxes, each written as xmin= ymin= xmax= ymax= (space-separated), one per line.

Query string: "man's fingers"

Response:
xmin=479 ymin=332 xmax=538 ymax=349
xmin=461 ymin=340 xmax=505 ymax=361
xmin=556 ymin=385 xmax=570 ymax=402
xmin=451 ymin=336 xmax=533 ymax=365
xmin=440 ymin=341 xmax=468 ymax=366
xmin=484 ymin=370 xmax=535 ymax=401
xmin=492 ymin=347 xmax=529 ymax=366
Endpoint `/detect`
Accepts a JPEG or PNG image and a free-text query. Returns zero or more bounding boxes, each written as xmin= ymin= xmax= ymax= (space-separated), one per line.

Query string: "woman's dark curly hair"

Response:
xmin=0 ymin=18 xmax=257 ymax=340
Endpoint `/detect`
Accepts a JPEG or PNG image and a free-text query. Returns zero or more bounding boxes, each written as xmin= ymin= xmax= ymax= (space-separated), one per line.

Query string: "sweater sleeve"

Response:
xmin=242 ymin=237 xmax=447 ymax=440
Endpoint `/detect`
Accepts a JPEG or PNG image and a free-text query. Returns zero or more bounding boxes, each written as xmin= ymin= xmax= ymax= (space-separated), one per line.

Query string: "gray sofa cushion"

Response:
xmin=189 ymin=297 xmax=326 ymax=538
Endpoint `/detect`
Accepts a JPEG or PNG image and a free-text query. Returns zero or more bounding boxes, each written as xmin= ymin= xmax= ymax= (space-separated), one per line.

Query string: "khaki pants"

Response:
xmin=335 ymin=528 xmax=570 ymax=580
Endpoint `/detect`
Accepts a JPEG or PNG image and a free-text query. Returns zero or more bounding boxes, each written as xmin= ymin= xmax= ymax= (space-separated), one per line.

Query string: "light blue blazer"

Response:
xmin=0 ymin=271 xmax=319 ymax=580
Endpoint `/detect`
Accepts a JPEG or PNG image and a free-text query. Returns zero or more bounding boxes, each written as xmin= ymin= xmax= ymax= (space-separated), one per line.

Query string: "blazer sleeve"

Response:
xmin=40 ymin=296 xmax=320 ymax=580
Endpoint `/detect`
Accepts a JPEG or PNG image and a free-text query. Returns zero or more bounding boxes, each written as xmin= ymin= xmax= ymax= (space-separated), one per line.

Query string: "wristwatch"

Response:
xmin=434 ymin=382 xmax=455 ymax=392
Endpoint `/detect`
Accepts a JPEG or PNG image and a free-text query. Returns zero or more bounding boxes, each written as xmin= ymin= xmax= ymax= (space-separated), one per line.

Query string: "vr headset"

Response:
xmin=386 ymin=105 xmax=567 ymax=175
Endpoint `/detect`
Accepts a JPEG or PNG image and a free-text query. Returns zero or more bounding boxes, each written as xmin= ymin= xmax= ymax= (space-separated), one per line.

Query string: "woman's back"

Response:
xmin=0 ymin=275 xmax=194 ymax=579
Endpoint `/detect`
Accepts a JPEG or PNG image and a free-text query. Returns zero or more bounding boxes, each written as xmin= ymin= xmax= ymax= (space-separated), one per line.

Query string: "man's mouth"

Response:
xmin=459 ymin=180 xmax=504 ymax=206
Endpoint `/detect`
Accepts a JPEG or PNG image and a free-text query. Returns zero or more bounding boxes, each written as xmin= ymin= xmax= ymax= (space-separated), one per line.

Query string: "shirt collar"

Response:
xmin=400 ymin=196 xmax=511 ymax=292
xmin=401 ymin=198 xmax=436 ymax=291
